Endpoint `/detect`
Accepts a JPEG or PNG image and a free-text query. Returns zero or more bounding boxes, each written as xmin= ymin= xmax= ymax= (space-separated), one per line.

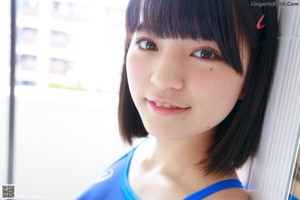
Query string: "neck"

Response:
xmin=140 ymin=131 xmax=214 ymax=176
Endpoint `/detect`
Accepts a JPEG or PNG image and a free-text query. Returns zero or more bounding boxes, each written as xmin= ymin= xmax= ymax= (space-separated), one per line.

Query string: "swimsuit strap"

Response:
xmin=288 ymin=194 xmax=299 ymax=200
xmin=184 ymin=179 xmax=244 ymax=200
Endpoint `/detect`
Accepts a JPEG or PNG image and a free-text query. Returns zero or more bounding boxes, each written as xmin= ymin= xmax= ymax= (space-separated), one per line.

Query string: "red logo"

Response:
xmin=256 ymin=14 xmax=266 ymax=30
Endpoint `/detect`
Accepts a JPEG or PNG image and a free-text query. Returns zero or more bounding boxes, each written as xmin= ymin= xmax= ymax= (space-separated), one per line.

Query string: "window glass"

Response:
xmin=0 ymin=0 xmax=11 ymax=185
xmin=14 ymin=0 xmax=129 ymax=198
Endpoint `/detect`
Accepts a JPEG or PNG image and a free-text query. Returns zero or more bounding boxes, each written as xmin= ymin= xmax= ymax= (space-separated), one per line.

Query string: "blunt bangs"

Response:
xmin=126 ymin=0 xmax=243 ymax=73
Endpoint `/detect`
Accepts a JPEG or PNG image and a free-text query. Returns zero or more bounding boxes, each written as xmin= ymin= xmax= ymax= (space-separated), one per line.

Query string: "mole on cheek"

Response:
xmin=209 ymin=68 xmax=213 ymax=71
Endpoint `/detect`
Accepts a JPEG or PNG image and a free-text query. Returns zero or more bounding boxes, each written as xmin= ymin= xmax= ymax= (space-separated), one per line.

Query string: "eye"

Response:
xmin=137 ymin=39 xmax=158 ymax=51
xmin=191 ymin=49 xmax=222 ymax=60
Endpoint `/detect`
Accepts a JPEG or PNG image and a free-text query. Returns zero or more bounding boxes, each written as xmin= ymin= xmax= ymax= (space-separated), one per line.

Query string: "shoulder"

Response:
xmin=77 ymin=148 xmax=136 ymax=200
xmin=207 ymin=187 xmax=249 ymax=200
xmin=97 ymin=147 xmax=136 ymax=178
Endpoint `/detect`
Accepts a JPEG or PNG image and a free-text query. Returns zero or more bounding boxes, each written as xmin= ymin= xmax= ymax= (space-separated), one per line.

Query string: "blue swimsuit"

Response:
xmin=77 ymin=147 xmax=244 ymax=200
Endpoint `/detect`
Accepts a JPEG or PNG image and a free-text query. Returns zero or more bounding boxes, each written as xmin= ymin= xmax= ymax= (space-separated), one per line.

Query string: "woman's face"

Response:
xmin=126 ymin=30 xmax=249 ymax=141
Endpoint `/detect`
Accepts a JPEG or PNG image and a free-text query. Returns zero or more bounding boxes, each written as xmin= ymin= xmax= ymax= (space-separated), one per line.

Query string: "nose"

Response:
xmin=150 ymin=53 xmax=184 ymax=90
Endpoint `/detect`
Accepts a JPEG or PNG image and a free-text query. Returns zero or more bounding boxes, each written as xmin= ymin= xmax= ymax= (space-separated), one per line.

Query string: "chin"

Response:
xmin=145 ymin=127 xmax=183 ymax=140
xmin=145 ymin=127 xmax=195 ymax=141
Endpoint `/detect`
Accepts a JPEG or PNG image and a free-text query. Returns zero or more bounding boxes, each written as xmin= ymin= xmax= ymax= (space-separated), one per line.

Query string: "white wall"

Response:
xmin=13 ymin=88 xmax=131 ymax=200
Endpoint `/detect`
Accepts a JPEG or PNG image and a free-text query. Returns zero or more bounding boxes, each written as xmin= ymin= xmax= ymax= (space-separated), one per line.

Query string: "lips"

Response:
xmin=147 ymin=98 xmax=190 ymax=115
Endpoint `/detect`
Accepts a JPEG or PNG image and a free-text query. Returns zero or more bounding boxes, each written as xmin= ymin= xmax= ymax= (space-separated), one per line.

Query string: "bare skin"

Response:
xmin=129 ymin=137 xmax=249 ymax=200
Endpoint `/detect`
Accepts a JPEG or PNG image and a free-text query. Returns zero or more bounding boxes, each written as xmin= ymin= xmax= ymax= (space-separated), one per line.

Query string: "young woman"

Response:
xmin=78 ymin=0 xmax=278 ymax=199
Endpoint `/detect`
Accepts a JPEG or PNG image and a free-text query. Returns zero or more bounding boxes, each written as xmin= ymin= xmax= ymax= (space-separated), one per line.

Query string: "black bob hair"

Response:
xmin=118 ymin=0 xmax=278 ymax=175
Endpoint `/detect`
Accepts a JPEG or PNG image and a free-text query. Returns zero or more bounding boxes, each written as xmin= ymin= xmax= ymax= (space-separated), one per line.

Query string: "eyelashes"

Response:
xmin=190 ymin=48 xmax=223 ymax=61
xmin=135 ymin=37 xmax=223 ymax=61
xmin=136 ymin=38 xmax=158 ymax=51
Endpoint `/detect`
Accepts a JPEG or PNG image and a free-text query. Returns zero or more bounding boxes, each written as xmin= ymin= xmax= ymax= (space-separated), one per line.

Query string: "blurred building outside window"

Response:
xmin=11 ymin=0 xmax=131 ymax=199
xmin=16 ymin=0 xmax=128 ymax=93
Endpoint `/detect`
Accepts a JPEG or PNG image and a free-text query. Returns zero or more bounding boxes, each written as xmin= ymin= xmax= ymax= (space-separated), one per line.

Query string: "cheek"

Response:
xmin=212 ymin=74 xmax=244 ymax=99
xmin=187 ymin=74 xmax=244 ymax=130
xmin=189 ymin=69 xmax=244 ymax=110
xmin=126 ymin=50 xmax=150 ymax=95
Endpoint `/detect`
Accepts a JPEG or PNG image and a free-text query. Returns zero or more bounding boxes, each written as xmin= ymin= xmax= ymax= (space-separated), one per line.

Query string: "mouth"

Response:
xmin=152 ymin=101 xmax=179 ymax=109
xmin=146 ymin=98 xmax=190 ymax=115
